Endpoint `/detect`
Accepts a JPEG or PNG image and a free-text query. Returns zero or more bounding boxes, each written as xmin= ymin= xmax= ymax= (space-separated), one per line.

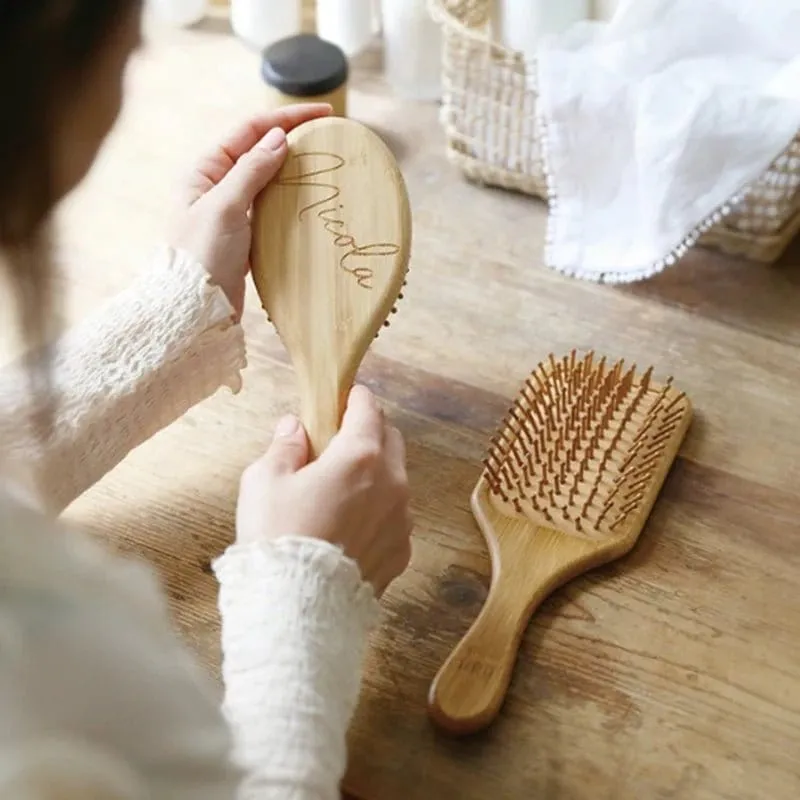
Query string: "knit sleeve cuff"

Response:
xmin=213 ymin=537 xmax=380 ymax=794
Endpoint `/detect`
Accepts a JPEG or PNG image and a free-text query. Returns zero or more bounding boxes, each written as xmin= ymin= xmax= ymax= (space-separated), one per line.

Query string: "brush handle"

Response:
xmin=297 ymin=367 xmax=350 ymax=460
xmin=426 ymin=542 xmax=553 ymax=735
xmin=428 ymin=495 xmax=602 ymax=735
xmin=299 ymin=395 xmax=341 ymax=460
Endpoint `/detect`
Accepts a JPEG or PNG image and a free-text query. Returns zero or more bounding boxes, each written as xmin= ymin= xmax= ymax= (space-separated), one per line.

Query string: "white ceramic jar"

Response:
xmin=380 ymin=0 xmax=442 ymax=100
xmin=316 ymin=0 xmax=375 ymax=57
xmin=230 ymin=0 xmax=302 ymax=51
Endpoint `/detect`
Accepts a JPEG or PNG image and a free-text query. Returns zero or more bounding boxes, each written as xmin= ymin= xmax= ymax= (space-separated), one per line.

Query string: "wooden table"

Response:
xmin=43 ymin=12 xmax=800 ymax=800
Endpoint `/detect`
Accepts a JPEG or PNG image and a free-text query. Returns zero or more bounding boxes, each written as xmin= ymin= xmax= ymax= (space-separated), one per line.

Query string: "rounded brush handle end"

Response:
xmin=426 ymin=584 xmax=530 ymax=735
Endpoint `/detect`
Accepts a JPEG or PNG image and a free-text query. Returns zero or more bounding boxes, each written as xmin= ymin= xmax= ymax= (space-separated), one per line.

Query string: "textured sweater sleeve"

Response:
xmin=0 ymin=496 xmax=380 ymax=799
xmin=214 ymin=537 xmax=381 ymax=800
xmin=0 ymin=246 xmax=246 ymax=513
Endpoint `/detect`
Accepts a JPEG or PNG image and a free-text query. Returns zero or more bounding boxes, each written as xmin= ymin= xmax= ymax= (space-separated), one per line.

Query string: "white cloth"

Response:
xmin=534 ymin=0 xmax=800 ymax=282
xmin=0 ymin=247 xmax=379 ymax=798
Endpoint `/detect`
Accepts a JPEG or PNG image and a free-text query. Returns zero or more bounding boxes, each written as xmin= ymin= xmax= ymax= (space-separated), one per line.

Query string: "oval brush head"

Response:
xmin=250 ymin=117 xmax=412 ymax=458
xmin=428 ymin=350 xmax=693 ymax=735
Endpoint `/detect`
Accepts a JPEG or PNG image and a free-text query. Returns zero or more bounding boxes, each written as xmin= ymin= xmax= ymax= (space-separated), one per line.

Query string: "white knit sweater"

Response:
xmin=0 ymin=247 xmax=379 ymax=799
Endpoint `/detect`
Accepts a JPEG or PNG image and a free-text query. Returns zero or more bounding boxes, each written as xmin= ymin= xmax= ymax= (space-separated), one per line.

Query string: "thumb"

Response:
xmin=263 ymin=415 xmax=309 ymax=475
xmin=216 ymin=127 xmax=288 ymax=214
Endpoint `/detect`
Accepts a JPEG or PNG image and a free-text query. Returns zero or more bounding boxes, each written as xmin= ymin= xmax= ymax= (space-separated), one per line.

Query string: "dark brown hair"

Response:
xmin=0 ymin=1 xmax=141 ymax=423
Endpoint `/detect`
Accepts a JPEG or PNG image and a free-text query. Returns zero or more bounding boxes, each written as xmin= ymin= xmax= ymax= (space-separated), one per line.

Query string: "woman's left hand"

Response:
xmin=169 ymin=103 xmax=332 ymax=319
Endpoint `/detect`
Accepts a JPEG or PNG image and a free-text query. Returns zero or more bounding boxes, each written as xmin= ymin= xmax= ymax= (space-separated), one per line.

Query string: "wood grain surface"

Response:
xmin=16 ymin=7 xmax=800 ymax=800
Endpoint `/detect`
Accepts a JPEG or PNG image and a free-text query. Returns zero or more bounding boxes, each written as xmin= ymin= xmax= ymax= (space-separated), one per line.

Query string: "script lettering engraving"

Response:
xmin=277 ymin=152 xmax=401 ymax=289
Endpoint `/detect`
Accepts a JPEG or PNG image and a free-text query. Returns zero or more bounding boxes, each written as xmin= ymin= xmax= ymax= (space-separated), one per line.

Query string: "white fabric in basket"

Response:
xmin=534 ymin=0 xmax=800 ymax=282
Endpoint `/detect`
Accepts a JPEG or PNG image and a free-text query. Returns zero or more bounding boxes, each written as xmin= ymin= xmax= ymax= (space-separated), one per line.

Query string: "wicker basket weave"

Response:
xmin=429 ymin=0 xmax=800 ymax=264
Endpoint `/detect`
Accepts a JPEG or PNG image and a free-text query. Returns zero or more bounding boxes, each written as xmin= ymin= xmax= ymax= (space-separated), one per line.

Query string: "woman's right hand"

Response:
xmin=236 ymin=385 xmax=413 ymax=597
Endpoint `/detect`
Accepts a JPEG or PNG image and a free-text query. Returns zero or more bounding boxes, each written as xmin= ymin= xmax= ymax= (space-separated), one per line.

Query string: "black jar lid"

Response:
xmin=261 ymin=34 xmax=348 ymax=97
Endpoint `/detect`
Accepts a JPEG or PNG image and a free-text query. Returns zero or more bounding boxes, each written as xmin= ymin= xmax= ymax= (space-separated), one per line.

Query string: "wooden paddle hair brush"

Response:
xmin=250 ymin=116 xmax=411 ymax=458
xmin=428 ymin=350 xmax=692 ymax=734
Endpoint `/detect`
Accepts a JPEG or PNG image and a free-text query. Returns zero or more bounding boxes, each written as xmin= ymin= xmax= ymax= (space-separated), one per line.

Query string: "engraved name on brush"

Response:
xmin=277 ymin=152 xmax=401 ymax=290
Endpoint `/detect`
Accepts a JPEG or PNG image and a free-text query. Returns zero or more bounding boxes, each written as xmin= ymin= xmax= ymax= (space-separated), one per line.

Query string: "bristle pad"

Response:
xmin=483 ymin=350 xmax=688 ymax=539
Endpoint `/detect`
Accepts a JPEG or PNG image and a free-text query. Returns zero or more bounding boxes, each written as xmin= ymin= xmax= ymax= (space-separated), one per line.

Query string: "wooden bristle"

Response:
xmin=484 ymin=350 xmax=689 ymax=539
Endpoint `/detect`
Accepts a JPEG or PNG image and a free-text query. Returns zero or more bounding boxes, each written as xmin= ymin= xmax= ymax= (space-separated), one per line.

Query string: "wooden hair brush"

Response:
xmin=250 ymin=116 xmax=412 ymax=458
xmin=428 ymin=351 xmax=692 ymax=735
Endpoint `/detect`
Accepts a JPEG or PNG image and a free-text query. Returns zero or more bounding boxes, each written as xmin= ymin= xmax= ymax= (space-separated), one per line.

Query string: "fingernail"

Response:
xmin=274 ymin=415 xmax=299 ymax=437
xmin=351 ymin=384 xmax=373 ymax=402
xmin=259 ymin=127 xmax=286 ymax=152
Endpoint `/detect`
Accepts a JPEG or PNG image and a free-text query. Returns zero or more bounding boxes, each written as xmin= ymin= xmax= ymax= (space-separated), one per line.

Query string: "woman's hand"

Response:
xmin=169 ymin=103 xmax=332 ymax=319
xmin=237 ymin=385 xmax=413 ymax=597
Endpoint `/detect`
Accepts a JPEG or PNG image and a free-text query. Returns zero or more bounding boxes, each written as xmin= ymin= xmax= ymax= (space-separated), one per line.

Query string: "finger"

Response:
xmin=211 ymin=104 xmax=332 ymax=166
xmin=183 ymin=104 xmax=333 ymax=205
xmin=384 ymin=425 xmax=407 ymax=479
xmin=334 ymin=385 xmax=385 ymax=449
xmin=405 ymin=507 xmax=415 ymax=538
xmin=374 ymin=519 xmax=414 ymax=598
xmin=358 ymin=512 xmax=413 ymax=599
xmin=261 ymin=415 xmax=309 ymax=475
xmin=210 ymin=126 xmax=289 ymax=215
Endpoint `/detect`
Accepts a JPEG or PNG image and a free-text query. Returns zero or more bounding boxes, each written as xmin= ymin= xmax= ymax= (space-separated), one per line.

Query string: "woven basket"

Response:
xmin=428 ymin=0 xmax=800 ymax=264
